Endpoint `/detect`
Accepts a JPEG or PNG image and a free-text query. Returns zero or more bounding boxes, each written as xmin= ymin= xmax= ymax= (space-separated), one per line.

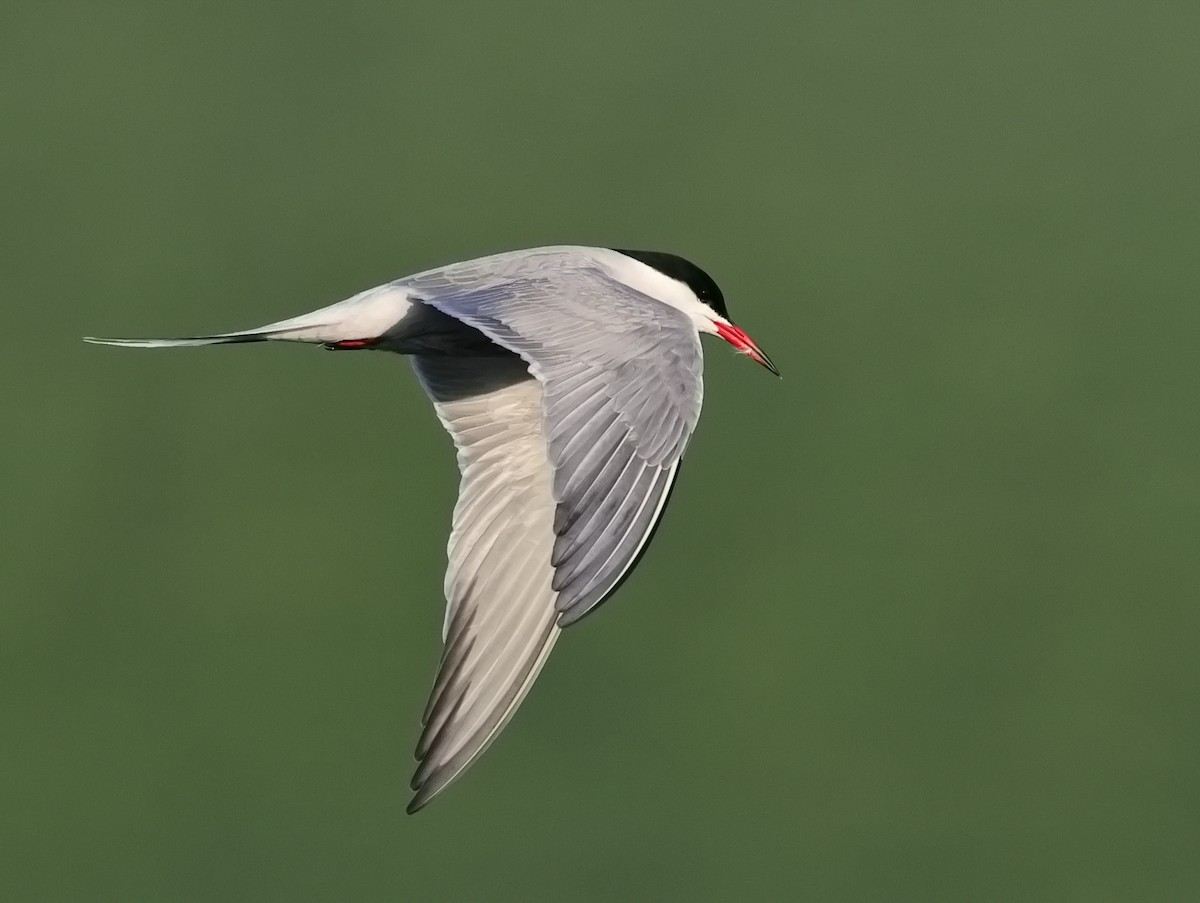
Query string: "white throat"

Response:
xmin=589 ymin=248 xmax=724 ymax=335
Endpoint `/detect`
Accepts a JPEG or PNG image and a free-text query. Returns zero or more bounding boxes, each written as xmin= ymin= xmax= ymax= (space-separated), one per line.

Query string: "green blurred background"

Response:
xmin=4 ymin=2 xmax=1199 ymax=899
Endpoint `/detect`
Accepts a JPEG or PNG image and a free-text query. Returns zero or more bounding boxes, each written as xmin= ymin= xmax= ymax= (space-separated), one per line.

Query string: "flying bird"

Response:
xmin=86 ymin=246 xmax=778 ymax=812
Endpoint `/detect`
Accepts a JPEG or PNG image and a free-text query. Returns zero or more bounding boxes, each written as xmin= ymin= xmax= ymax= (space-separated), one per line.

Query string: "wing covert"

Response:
xmin=405 ymin=252 xmax=703 ymax=624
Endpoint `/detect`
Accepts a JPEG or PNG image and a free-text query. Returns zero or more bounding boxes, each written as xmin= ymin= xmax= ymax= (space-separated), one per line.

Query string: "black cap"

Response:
xmin=613 ymin=249 xmax=729 ymax=321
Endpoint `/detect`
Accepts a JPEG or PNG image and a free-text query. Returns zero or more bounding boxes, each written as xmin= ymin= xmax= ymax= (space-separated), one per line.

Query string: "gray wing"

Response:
xmin=405 ymin=252 xmax=704 ymax=626
xmin=408 ymin=353 xmax=561 ymax=813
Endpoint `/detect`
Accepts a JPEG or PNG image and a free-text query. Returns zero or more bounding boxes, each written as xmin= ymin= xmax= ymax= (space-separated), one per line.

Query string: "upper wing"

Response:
xmin=405 ymin=252 xmax=704 ymax=625
xmin=408 ymin=353 xmax=561 ymax=813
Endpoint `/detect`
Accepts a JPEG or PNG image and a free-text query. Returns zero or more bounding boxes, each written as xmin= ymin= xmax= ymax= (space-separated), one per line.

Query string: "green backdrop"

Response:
xmin=5 ymin=3 xmax=1199 ymax=899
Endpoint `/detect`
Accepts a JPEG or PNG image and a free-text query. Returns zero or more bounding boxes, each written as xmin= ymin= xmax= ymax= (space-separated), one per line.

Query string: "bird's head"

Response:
xmin=612 ymin=248 xmax=780 ymax=377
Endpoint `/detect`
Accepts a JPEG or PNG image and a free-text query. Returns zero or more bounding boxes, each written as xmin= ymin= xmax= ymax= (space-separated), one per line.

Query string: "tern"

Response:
xmin=86 ymin=246 xmax=778 ymax=812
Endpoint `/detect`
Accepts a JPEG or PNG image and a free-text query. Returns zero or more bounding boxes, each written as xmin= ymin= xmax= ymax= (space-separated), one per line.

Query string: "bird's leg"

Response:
xmin=323 ymin=338 xmax=384 ymax=350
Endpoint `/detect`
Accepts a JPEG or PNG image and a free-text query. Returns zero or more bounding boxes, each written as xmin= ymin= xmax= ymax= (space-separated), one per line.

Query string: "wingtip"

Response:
xmin=406 ymin=773 xmax=448 ymax=814
xmin=405 ymin=795 xmax=426 ymax=815
xmin=554 ymin=604 xmax=588 ymax=628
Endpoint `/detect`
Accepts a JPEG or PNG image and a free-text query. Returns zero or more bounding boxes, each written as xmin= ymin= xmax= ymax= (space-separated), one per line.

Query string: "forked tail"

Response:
xmin=82 ymin=331 xmax=279 ymax=349
xmin=84 ymin=284 xmax=417 ymax=350
xmin=79 ymin=324 xmax=304 ymax=348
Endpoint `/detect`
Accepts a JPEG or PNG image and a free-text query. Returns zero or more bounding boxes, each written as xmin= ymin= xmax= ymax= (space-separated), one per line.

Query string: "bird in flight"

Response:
xmin=86 ymin=246 xmax=778 ymax=812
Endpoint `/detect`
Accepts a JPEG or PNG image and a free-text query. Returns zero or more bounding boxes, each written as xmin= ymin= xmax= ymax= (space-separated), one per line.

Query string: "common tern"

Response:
xmin=86 ymin=245 xmax=778 ymax=811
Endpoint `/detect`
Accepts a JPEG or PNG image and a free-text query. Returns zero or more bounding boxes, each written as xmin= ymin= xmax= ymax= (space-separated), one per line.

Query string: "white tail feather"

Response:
xmin=83 ymin=284 xmax=418 ymax=350
xmin=82 ymin=334 xmax=272 ymax=348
